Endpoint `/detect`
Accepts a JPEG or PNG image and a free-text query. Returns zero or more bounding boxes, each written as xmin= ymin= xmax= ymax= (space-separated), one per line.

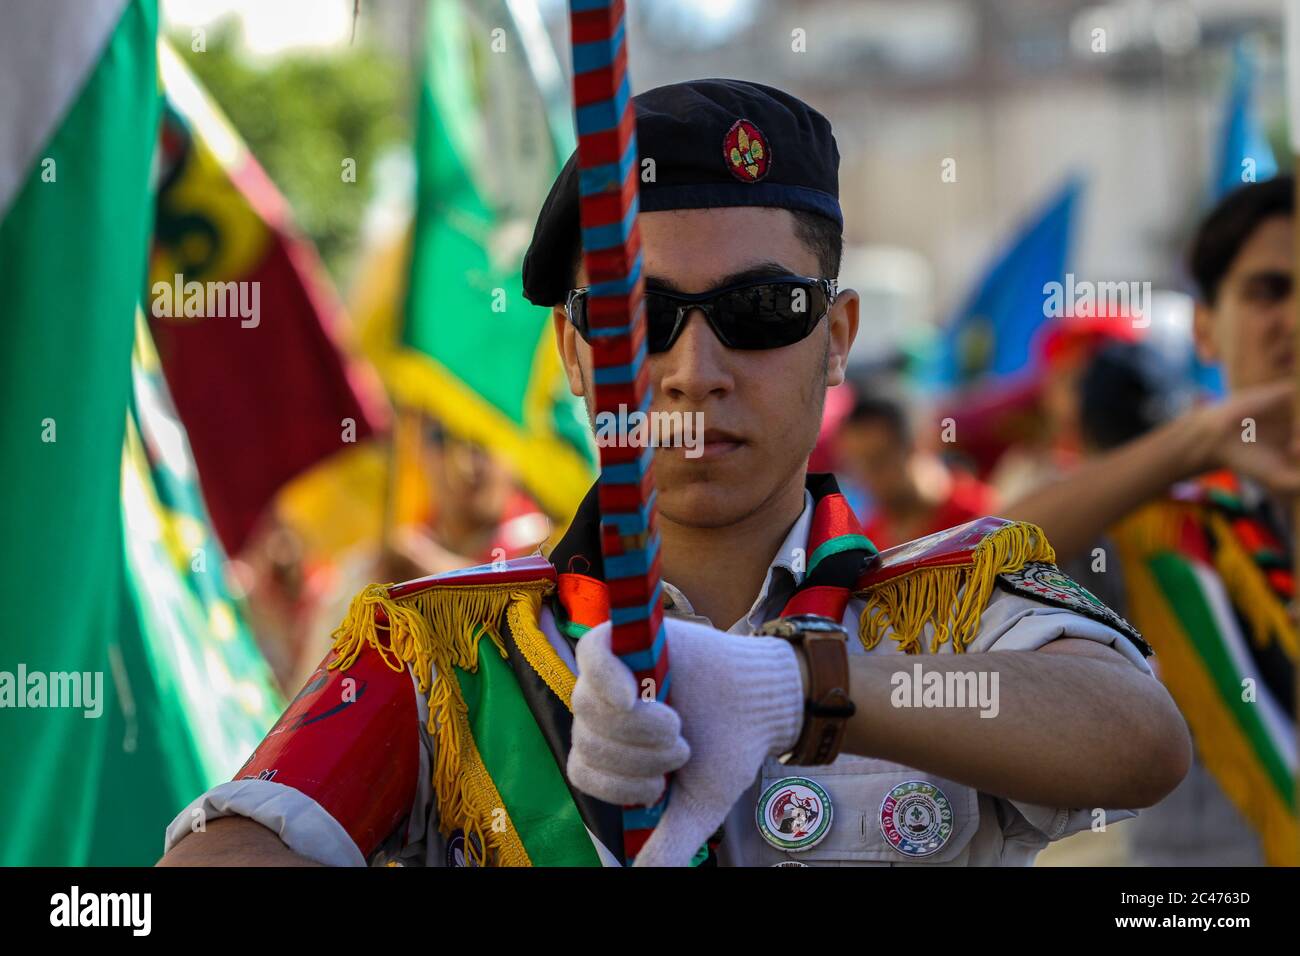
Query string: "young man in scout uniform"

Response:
xmin=159 ymin=79 xmax=1189 ymax=868
xmin=1007 ymin=176 xmax=1300 ymax=865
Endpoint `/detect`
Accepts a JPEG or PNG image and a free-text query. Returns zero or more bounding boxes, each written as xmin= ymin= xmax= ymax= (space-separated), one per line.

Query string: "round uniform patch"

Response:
xmin=879 ymin=780 xmax=953 ymax=858
xmin=723 ymin=118 xmax=771 ymax=182
xmin=755 ymin=776 xmax=832 ymax=852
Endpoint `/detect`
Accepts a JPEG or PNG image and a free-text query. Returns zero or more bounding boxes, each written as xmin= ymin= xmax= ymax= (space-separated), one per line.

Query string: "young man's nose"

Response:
xmin=655 ymin=308 xmax=735 ymax=402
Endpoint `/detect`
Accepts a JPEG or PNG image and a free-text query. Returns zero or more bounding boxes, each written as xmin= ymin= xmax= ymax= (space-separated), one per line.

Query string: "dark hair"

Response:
xmin=1079 ymin=341 xmax=1192 ymax=451
xmin=1188 ymin=175 xmax=1294 ymax=304
xmin=844 ymin=388 xmax=911 ymax=443
xmin=568 ymin=208 xmax=844 ymax=290
xmin=790 ymin=209 xmax=843 ymax=278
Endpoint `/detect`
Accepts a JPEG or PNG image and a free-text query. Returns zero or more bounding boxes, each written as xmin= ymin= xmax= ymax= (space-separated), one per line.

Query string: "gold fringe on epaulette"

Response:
xmin=856 ymin=521 xmax=1056 ymax=654
xmin=328 ymin=579 xmax=554 ymax=866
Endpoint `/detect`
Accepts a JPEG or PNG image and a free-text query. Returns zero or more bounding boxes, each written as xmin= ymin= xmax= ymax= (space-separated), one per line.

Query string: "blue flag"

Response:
xmin=1212 ymin=41 xmax=1278 ymax=201
xmin=1194 ymin=42 xmax=1277 ymax=397
xmin=936 ymin=177 xmax=1082 ymax=387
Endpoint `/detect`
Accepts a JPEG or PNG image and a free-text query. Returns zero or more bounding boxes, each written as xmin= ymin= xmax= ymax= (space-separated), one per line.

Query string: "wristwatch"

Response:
xmin=757 ymin=614 xmax=855 ymax=766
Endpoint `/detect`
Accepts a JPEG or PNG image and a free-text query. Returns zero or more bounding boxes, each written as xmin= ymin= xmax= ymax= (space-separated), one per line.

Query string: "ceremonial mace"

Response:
xmin=565 ymin=0 xmax=671 ymax=865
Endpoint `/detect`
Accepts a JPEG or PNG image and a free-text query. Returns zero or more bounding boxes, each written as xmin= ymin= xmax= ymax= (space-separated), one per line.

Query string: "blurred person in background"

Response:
xmin=990 ymin=315 xmax=1142 ymax=503
xmin=1007 ymin=177 xmax=1300 ymax=865
xmin=835 ymin=386 xmax=997 ymax=549
xmin=241 ymin=415 xmax=551 ymax=693
xmin=230 ymin=518 xmax=312 ymax=689
xmin=380 ymin=417 xmax=550 ymax=582
xmin=1063 ymin=339 xmax=1195 ymax=619
xmin=285 ymin=414 xmax=549 ymax=691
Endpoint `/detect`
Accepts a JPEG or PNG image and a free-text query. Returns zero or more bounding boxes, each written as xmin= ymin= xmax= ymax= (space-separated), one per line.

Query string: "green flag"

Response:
xmin=378 ymin=0 xmax=595 ymax=520
xmin=0 ymin=0 xmax=282 ymax=865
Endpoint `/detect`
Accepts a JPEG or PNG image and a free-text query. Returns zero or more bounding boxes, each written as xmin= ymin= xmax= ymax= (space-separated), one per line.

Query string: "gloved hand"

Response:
xmin=566 ymin=617 xmax=805 ymax=866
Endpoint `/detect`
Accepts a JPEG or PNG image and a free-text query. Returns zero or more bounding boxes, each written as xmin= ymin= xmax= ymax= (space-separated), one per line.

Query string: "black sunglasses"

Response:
xmin=565 ymin=275 xmax=838 ymax=353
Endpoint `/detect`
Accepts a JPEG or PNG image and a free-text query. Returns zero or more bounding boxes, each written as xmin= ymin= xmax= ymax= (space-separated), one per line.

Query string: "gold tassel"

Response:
xmin=328 ymin=579 xmax=554 ymax=866
xmin=1204 ymin=512 xmax=1300 ymax=663
xmin=1110 ymin=499 xmax=1189 ymax=558
xmin=1113 ymin=542 xmax=1299 ymax=865
xmin=1114 ymin=500 xmax=1298 ymax=662
xmin=856 ymin=521 xmax=1056 ymax=654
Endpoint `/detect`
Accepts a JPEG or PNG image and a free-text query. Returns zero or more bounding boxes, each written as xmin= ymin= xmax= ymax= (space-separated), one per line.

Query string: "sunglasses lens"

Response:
xmin=568 ymin=292 xmax=589 ymax=339
xmin=643 ymin=293 xmax=682 ymax=353
xmin=573 ymin=292 xmax=680 ymax=353
xmin=576 ymin=280 xmax=829 ymax=352
xmin=713 ymin=281 xmax=827 ymax=349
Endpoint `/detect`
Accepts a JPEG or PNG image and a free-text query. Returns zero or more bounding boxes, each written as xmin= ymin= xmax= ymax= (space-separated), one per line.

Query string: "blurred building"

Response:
xmin=168 ymin=0 xmax=1291 ymax=359
xmin=530 ymin=0 xmax=1289 ymax=356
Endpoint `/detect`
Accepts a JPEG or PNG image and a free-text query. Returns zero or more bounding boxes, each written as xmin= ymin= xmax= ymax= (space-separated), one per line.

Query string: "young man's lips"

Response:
xmin=695 ymin=431 xmax=745 ymax=459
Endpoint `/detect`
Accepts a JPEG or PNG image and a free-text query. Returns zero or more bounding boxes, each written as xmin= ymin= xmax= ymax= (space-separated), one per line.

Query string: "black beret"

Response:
xmin=522 ymin=77 xmax=842 ymax=307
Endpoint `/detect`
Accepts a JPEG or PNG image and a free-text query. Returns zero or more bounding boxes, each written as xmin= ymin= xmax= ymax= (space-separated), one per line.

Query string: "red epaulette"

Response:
xmin=854 ymin=516 xmax=1028 ymax=591
xmin=386 ymin=555 xmax=557 ymax=600
xmin=851 ymin=516 xmax=1057 ymax=652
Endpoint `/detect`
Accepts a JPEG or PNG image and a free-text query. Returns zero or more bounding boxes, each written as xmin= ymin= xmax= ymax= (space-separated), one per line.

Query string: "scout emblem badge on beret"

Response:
xmin=756 ymin=776 xmax=832 ymax=852
xmin=880 ymin=780 xmax=953 ymax=858
xmin=723 ymin=118 xmax=770 ymax=182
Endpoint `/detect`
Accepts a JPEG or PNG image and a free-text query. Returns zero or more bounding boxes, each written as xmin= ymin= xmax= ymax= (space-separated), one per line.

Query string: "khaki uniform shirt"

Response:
xmin=166 ymin=491 xmax=1152 ymax=866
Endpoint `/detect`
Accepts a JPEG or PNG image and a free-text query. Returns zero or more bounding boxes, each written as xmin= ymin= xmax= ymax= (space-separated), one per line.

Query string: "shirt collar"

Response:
xmin=661 ymin=489 xmax=814 ymax=633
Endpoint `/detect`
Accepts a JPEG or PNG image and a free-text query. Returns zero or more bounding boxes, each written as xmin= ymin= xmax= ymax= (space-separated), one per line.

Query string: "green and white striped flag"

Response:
xmin=0 ymin=0 xmax=282 ymax=865
xmin=371 ymin=0 xmax=595 ymax=521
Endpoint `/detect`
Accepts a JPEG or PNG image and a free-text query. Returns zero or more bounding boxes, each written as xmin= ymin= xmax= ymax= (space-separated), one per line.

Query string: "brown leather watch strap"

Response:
xmin=789 ymin=632 xmax=855 ymax=764
xmin=757 ymin=615 xmax=856 ymax=766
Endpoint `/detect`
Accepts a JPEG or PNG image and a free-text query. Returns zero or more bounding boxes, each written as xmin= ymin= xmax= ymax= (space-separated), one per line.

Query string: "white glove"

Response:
xmin=567 ymin=617 xmax=805 ymax=866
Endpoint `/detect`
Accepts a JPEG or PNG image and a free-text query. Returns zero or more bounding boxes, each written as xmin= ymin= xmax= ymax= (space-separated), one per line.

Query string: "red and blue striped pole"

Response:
xmin=566 ymin=0 xmax=669 ymax=864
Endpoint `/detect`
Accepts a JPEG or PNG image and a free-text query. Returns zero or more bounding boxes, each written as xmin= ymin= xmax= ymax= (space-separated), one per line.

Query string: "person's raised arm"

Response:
xmin=1002 ymin=381 xmax=1300 ymax=563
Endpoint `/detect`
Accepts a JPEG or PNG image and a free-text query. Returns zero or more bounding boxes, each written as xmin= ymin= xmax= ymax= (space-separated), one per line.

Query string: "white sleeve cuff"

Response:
xmin=163 ymin=779 xmax=367 ymax=867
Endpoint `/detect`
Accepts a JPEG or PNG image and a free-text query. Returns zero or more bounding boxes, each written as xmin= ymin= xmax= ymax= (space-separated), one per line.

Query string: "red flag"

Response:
xmin=148 ymin=43 xmax=384 ymax=554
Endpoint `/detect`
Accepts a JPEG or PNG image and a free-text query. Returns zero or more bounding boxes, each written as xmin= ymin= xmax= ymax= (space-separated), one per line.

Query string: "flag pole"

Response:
xmin=565 ymin=0 xmax=670 ymax=865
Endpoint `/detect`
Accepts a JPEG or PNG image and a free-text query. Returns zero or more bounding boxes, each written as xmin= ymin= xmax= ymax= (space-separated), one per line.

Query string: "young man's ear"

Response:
xmin=1191 ymin=300 xmax=1221 ymax=365
xmin=825 ymin=288 xmax=860 ymax=387
xmin=554 ymin=307 xmax=587 ymax=396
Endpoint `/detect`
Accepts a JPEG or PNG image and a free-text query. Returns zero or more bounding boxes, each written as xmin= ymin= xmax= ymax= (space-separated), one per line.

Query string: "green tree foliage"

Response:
xmin=172 ymin=25 xmax=409 ymax=280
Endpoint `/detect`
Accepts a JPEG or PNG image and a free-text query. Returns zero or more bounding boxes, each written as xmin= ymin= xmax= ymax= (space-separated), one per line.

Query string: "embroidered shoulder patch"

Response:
xmin=996 ymin=562 xmax=1151 ymax=657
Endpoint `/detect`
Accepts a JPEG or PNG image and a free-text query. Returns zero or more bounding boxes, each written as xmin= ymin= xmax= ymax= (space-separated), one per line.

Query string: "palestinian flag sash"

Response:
xmin=1111 ymin=471 xmax=1298 ymax=865
xmin=330 ymin=474 xmax=876 ymax=865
